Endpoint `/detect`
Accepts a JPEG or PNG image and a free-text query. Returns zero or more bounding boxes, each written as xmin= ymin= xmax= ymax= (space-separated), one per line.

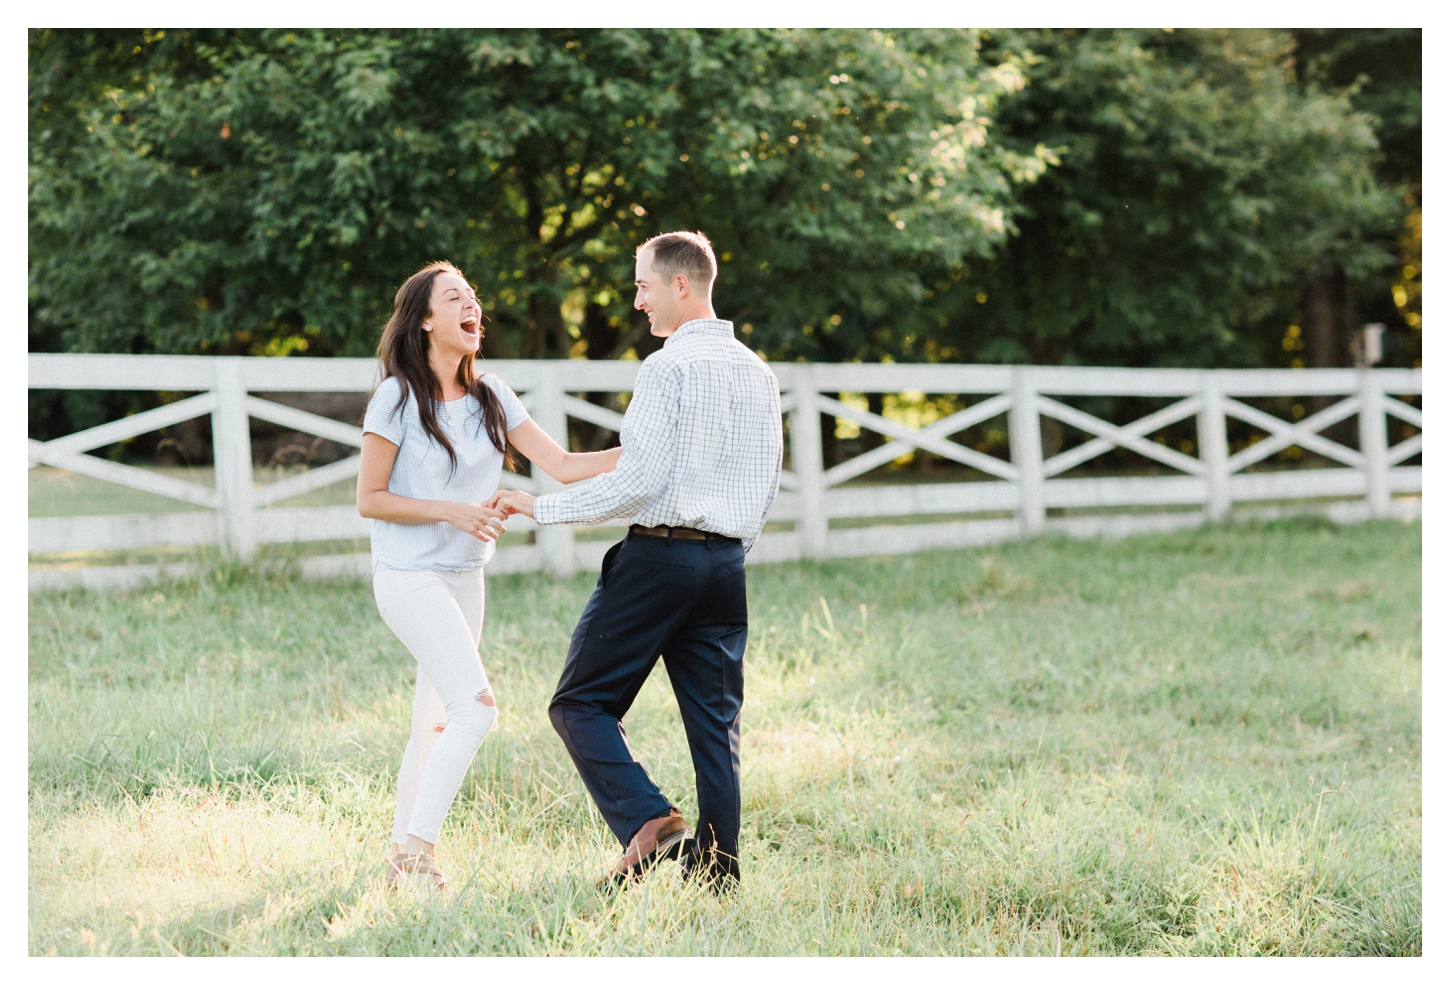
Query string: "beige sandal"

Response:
xmin=385 ymin=852 xmax=449 ymax=891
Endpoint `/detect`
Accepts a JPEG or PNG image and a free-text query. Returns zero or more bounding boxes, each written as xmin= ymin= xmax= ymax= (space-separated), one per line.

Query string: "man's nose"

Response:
xmin=633 ymin=291 xmax=644 ymax=310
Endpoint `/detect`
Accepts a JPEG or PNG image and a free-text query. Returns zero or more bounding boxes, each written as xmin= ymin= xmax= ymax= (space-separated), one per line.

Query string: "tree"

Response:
xmin=29 ymin=27 xmax=1413 ymax=379
xmin=29 ymin=28 xmax=1037 ymax=366
xmin=941 ymin=28 xmax=1401 ymax=370
xmin=1292 ymin=28 xmax=1420 ymax=368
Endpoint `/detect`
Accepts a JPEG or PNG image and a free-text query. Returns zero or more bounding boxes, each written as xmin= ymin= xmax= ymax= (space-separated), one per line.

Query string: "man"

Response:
xmin=490 ymin=230 xmax=782 ymax=890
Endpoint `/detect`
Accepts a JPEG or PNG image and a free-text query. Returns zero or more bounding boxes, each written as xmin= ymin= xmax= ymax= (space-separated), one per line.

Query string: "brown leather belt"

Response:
xmin=628 ymin=524 xmax=737 ymax=543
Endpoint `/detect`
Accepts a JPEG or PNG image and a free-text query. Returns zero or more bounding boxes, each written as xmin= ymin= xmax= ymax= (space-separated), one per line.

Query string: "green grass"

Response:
xmin=28 ymin=518 xmax=1421 ymax=955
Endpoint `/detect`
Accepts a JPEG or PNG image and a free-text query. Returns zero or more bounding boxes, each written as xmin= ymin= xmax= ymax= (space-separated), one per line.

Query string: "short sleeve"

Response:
xmin=485 ymin=375 xmax=531 ymax=432
xmin=363 ymin=377 xmax=407 ymax=446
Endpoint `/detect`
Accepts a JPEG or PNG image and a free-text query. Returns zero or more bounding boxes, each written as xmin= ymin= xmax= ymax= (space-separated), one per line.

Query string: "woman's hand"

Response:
xmin=442 ymin=502 xmax=510 ymax=542
xmin=360 ymin=434 xmax=509 ymax=540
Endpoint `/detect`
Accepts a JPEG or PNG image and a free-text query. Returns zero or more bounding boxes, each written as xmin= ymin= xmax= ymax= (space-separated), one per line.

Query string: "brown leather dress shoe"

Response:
xmin=599 ymin=808 xmax=692 ymax=890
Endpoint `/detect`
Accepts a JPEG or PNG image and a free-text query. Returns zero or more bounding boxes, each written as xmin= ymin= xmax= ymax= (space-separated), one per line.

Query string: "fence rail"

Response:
xmin=29 ymin=354 xmax=1422 ymax=592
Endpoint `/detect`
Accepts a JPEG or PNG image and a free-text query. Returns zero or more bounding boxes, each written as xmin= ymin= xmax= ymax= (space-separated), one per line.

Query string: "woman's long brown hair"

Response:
xmin=375 ymin=261 xmax=510 ymax=476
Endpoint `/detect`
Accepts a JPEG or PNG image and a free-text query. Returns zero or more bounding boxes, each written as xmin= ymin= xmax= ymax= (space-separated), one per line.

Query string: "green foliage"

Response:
xmin=29 ymin=28 xmax=1410 ymax=370
xmin=1292 ymin=28 xmax=1421 ymax=367
xmin=1293 ymin=28 xmax=1420 ymax=189
xmin=29 ymin=521 xmax=1420 ymax=954
xmin=29 ymin=28 xmax=1032 ymax=361
xmin=945 ymin=29 xmax=1401 ymax=368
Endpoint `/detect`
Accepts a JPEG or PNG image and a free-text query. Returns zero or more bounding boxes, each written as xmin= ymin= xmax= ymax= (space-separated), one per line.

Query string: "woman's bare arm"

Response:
xmin=506 ymin=418 xmax=623 ymax=485
xmin=357 ymin=433 xmax=507 ymax=541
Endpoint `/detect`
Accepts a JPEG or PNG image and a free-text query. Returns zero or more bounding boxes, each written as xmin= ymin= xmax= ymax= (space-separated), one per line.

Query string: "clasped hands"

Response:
xmin=487 ymin=489 xmax=536 ymax=519
xmin=443 ymin=491 xmax=535 ymax=543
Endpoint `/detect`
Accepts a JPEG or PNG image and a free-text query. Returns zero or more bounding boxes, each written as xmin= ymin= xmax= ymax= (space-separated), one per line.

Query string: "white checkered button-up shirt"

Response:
xmin=533 ymin=319 xmax=783 ymax=552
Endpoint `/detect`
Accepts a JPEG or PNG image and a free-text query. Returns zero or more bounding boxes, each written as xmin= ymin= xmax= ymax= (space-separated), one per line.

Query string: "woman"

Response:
xmin=358 ymin=261 xmax=621 ymax=890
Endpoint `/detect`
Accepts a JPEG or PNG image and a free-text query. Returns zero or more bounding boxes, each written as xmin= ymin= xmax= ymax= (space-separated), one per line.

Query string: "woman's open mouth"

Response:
xmin=460 ymin=317 xmax=479 ymax=338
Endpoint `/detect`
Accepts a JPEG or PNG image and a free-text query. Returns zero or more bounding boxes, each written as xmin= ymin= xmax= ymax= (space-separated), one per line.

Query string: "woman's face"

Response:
xmin=426 ymin=272 xmax=483 ymax=359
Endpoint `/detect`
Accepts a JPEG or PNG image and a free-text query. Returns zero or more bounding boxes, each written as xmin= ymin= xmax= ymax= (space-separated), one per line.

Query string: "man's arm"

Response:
xmin=497 ymin=359 xmax=681 ymax=525
xmin=741 ymin=379 xmax=784 ymax=553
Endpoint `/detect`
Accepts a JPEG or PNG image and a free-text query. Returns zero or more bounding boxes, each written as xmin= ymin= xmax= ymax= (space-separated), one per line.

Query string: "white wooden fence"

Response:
xmin=29 ymin=354 xmax=1422 ymax=591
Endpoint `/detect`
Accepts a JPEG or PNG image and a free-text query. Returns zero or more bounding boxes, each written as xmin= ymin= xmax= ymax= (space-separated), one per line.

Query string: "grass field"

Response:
xmin=28 ymin=518 xmax=1421 ymax=956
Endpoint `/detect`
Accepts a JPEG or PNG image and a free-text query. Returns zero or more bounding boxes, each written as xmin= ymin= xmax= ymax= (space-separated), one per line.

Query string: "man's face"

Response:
xmin=634 ymin=249 xmax=683 ymax=337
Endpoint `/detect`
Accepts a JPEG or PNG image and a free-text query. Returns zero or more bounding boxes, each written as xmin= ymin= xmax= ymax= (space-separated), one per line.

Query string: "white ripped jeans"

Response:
xmin=373 ymin=565 xmax=498 ymax=846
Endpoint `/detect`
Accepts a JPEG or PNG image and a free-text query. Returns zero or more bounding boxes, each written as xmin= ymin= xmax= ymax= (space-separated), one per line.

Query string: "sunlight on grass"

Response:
xmin=28 ymin=519 xmax=1421 ymax=955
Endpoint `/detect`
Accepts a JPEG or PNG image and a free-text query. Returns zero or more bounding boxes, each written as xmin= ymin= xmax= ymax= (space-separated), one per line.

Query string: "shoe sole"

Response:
xmin=645 ymin=828 xmax=691 ymax=867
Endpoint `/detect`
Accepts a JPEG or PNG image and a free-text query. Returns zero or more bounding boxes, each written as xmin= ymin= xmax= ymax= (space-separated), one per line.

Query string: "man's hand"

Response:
xmin=488 ymin=489 xmax=536 ymax=518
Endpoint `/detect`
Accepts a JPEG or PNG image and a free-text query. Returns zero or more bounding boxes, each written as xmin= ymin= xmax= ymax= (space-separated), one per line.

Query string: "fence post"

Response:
xmin=789 ymin=365 xmax=828 ymax=559
xmin=1358 ymin=370 xmax=1391 ymax=518
xmin=211 ymin=358 xmax=256 ymax=561
xmin=1009 ymin=367 xmax=1045 ymax=538
xmin=531 ymin=362 xmax=578 ymax=576
xmin=1197 ymin=372 xmax=1231 ymax=521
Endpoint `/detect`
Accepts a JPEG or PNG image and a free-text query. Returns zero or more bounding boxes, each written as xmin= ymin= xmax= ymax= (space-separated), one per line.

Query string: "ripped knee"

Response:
xmin=431 ymin=691 xmax=497 ymax=738
xmin=476 ymin=688 xmax=499 ymax=735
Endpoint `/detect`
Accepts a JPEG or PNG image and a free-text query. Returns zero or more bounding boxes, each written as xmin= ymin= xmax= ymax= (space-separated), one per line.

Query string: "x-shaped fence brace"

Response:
xmin=815 ymin=391 xmax=1209 ymax=484
xmin=1220 ymin=393 xmax=1419 ymax=473
xmin=1222 ymin=395 xmax=1363 ymax=472
xmin=795 ymin=388 xmax=1421 ymax=484
xmin=1037 ymin=395 xmax=1203 ymax=477
xmin=28 ymin=392 xmax=222 ymax=508
xmin=1041 ymin=391 xmax=1419 ymax=478
xmin=812 ymin=391 xmax=1208 ymax=485
xmin=26 ymin=393 xmax=373 ymax=510
xmin=28 ymin=379 xmax=1421 ymax=521
xmin=814 ymin=393 xmax=1018 ymax=486
xmin=27 ymin=386 xmax=789 ymax=510
xmin=243 ymin=398 xmax=364 ymax=506
xmin=1382 ymin=398 xmax=1424 ymax=464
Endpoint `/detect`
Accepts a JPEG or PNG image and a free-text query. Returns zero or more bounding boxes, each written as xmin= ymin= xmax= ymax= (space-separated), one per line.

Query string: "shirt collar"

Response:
xmin=663 ymin=318 xmax=735 ymax=345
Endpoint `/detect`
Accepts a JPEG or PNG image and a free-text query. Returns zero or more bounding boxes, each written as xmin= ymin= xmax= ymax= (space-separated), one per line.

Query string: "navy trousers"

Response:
xmin=548 ymin=530 xmax=748 ymax=884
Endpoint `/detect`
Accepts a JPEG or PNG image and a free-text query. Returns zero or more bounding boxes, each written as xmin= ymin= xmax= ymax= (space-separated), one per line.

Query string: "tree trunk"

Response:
xmin=820 ymin=392 xmax=839 ymax=470
xmin=1301 ymin=269 xmax=1356 ymax=444
xmin=1303 ymin=270 xmax=1351 ymax=369
xmin=480 ymin=310 xmax=515 ymax=359
xmin=862 ymin=393 xmax=886 ymax=453
xmin=583 ymin=302 xmax=616 ymax=360
xmin=524 ymin=290 xmax=564 ymax=360
xmin=517 ymin=159 xmax=567 ymax=360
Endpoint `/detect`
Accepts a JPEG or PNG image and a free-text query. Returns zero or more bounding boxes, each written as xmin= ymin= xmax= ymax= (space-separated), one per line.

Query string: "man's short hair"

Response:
xmin=639 ymin=231 xmax=717 ymax=293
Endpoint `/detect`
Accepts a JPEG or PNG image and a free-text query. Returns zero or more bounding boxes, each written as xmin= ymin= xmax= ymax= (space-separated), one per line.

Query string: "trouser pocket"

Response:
xmin=598 ymin=538 xmax=626 ymax=589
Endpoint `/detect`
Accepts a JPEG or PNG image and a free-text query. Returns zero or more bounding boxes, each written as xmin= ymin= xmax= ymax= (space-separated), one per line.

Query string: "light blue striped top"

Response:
xmin=363 ymin=374 xmax=530 ymax=572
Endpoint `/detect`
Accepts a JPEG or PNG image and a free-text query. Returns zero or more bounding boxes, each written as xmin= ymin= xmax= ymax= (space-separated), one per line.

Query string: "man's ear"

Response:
xmin=675 ymin=273 xmax=691 ymax=298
